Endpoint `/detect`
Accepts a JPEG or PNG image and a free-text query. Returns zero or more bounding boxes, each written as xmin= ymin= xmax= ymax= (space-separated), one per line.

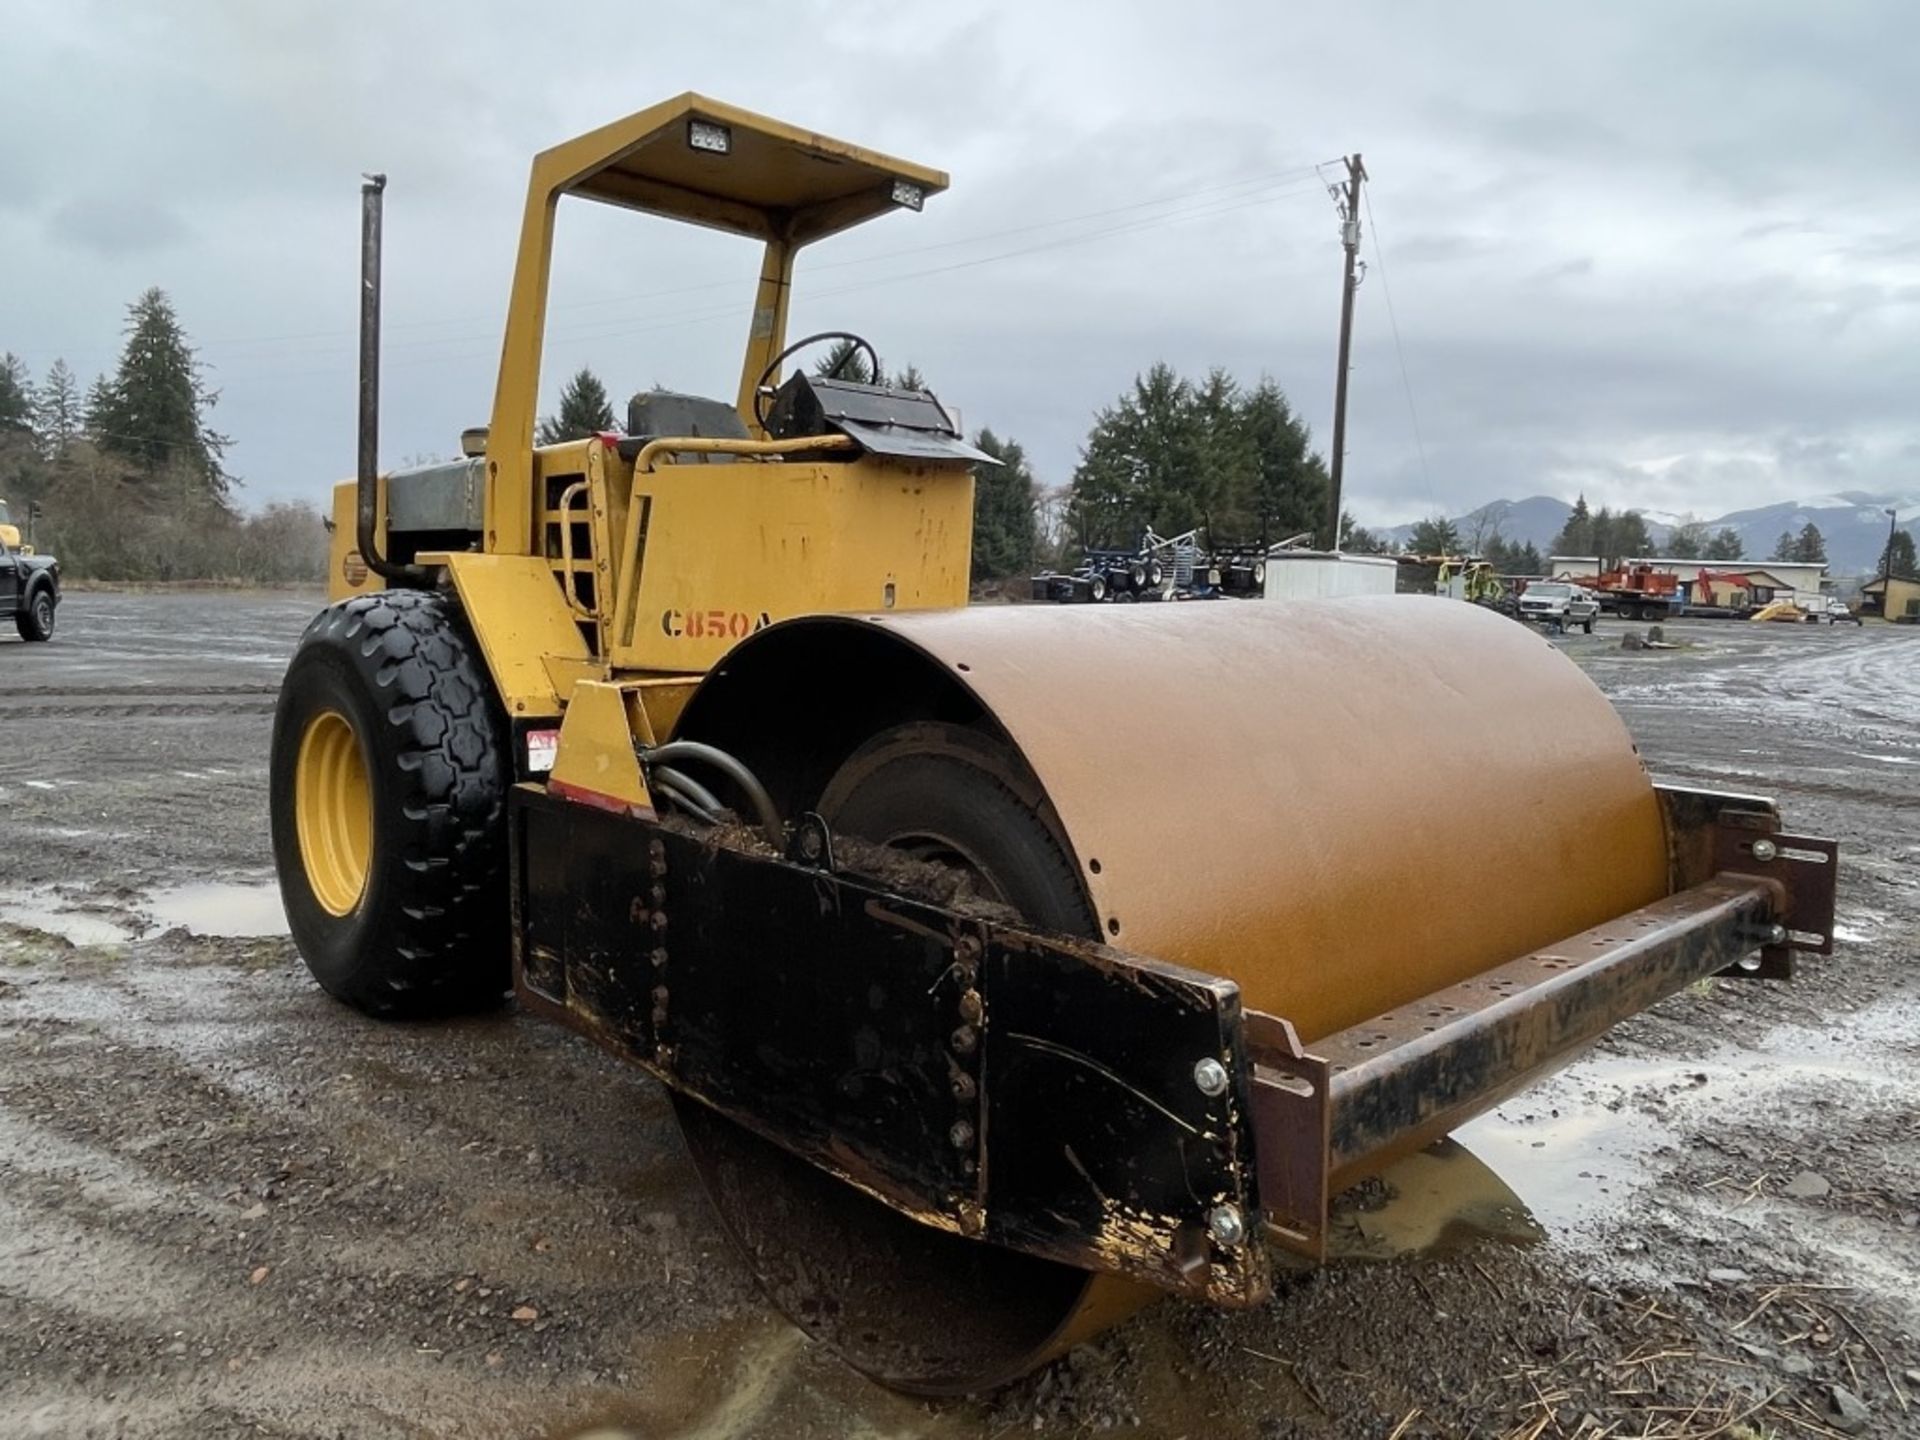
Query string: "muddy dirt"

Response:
xmin=1 ymin=595 xmax=1916 ymax=1439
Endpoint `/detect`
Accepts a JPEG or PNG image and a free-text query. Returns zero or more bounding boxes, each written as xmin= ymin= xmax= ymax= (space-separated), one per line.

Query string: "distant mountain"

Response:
xmin=1700 ymin=495 xmax=1919 ymax=576
xmin=1380 ymin=490 xmax=1917 ymax=575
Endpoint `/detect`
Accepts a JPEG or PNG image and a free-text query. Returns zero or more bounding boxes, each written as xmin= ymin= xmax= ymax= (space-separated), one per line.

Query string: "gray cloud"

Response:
xmin=48 ymin=194 xmax=191 ymax=257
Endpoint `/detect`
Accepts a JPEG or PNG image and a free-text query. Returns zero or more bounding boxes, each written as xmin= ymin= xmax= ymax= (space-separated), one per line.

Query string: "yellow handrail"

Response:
xmin=629 ymin=432 xmax=856 ymax=474
xmin=555 ymin=480 xmax=594 ymax=621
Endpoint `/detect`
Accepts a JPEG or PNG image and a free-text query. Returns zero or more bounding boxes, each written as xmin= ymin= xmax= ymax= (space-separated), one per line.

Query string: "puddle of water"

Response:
xmin=1453 ymin=1076 xmax=1680 ymax=1235
xmin=1326 ymin=1138 xmax=1545 ymax=1261
xmin=1441 ymin=1019 xmax=1905 ymax=1243
xmin=0 ymin=879 xmax=287 ymax=945
xmin=546 ymin=1309 xmax=963 ymax=1440
xmin=144 ymin=880 xmax=287 ymax=938
xmin=0 ymin=890 xmax=141 ymax=947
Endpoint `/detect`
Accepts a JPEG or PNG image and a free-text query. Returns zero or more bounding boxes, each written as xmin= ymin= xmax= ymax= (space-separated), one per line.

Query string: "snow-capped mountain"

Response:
xmin=1380 ymin=491 xmax=1918 ymax=574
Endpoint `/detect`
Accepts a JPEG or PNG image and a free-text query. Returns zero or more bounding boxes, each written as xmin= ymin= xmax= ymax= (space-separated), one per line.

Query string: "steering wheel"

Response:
xmin=753 ymin=330 xmax=881 ymax=430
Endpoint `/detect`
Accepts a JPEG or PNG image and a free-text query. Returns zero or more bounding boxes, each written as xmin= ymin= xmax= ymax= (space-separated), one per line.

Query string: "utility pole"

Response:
xmin=1886 ymin=507 xmax=1899 ymax=586
xmin=1322 ymin=154 xmax=1366 ymax=550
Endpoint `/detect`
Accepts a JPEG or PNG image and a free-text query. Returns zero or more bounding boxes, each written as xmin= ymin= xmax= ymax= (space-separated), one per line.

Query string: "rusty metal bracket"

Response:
xmin=1653 ymin=784 xmax=1838 ymax=980
xmin=1244 ymin=1013 xmax=1332 ymax=1261
xmin=1713 ymin=824 xmax=1838 ymax=979
xmin=1246 ymin=877 xmax=1781 ymax=1261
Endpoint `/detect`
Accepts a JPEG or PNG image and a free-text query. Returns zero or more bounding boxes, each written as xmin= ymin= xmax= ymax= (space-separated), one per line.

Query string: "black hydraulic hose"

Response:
xmin=641 ymin=740 xmax=783 ymax=849
xmin=651 ymin=764 xmax=723 ymax=817
xmin=651 ymin=771 xmax=720 ymax=825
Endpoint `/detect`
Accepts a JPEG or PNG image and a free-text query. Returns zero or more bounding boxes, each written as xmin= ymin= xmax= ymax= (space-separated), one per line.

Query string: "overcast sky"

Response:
xmin=5 ymin=1 xmax=1919 ymax=526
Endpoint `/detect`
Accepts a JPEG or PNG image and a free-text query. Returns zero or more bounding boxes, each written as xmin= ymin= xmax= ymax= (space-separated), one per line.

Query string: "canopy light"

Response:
xmin=890 ymin=179 xmax=925 ymax=211
xmin=688 ymin=120 xmax=732 ymax=155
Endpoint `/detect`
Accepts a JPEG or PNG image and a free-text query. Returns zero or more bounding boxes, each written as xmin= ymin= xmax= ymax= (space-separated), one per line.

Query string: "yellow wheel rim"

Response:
xmin=295 ymin=711 xmax=372 ymax=916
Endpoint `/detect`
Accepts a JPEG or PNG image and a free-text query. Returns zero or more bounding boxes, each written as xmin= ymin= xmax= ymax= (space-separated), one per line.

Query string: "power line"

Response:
xmin=183 ymin=160 xmax=1344 ymax=359
xmin=223 ymin=174 xmax=1338 ymax=383
xmin=1362 ymin=184 xmax=1436 ymax=516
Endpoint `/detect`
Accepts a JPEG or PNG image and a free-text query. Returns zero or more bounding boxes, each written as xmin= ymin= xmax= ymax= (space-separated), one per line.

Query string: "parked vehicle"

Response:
xmin=1808 ymin=596 xmax=1862 ymax=626
xmin=1589 ymin=563 xmax=1679 ymax=621
xmin=1030 ymin=529 xmax=1239 ymax=603
xmin=1518 ymin=580 xmax=1599 ymax=633
xmin=0 ymin=500 xmax=59 ymax=642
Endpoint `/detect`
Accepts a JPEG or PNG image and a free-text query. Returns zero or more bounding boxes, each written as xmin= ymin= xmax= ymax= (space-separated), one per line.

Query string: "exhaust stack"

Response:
xmin=357 ymin=172 xmax=423 ymax=584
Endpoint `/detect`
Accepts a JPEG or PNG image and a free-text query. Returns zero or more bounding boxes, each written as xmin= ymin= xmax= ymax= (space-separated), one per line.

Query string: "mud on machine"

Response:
xmin=268 ymin=95 xmax=1838 ymax=1392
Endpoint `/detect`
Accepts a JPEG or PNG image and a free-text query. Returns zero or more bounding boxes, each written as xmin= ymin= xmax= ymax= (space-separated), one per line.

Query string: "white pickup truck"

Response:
xmin=1518 ymin=581 xmax=1600 ymax=634
xmin=1807 ymin=596 xmax=1863 ymax=626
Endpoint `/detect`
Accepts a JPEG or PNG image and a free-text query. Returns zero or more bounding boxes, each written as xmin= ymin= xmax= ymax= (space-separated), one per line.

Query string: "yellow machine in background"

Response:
xmin=1750 ymin=597 xmax=1806 ymax=623
xmin=271 ymin=95 xmax=1836 ymax=1393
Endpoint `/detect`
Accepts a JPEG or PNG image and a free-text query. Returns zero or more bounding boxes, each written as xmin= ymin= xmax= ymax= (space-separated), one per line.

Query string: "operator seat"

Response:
xmin=619 ymin=388 xmax=750 ymax=463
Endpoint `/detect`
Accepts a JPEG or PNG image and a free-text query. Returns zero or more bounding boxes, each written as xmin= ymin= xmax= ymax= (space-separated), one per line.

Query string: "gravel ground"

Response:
xmin=1 ymin=593 xmax=1916 ymax=1440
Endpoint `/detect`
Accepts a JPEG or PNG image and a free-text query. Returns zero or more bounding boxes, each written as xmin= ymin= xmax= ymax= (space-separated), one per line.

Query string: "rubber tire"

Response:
xmin=270 ymin=590 xmax=510 ymax=1018
xmin=16 ymin=586 xmax=54 ymax=642
xmin=817 ymin=721 xmax=1094 ymax=937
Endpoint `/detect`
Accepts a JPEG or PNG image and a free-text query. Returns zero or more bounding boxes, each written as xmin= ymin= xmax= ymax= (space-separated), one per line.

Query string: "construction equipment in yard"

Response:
xmin=1030 ymin=529 xmax=1226 ymax=602
xmin=1750 ymin=597 xmax=1807 ymax=623
xmin=267 ymin=95 xmax=1839 ymax=1394
xmin=1588 ymin=562 xmax=1680 ymax=622
xmin=1687 ymin=567 xmax=1792 ymax=619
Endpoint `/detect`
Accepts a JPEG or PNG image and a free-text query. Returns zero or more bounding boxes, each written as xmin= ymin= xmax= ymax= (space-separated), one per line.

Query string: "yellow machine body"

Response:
xmin=329 ymin=95 xmax=973 ymax=734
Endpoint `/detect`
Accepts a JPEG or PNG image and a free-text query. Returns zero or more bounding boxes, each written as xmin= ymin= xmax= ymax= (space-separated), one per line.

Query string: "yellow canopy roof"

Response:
xmin=536 ymin=93 xmax=948 ymax=246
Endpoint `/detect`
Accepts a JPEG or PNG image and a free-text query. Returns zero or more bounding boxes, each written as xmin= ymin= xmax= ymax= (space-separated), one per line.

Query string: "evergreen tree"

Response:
xmin=83 ymin=372 xmax=115 ymax=436
xmin=892 ymin=363 xmax=925 ymax=393
xmin=1770 ymin=530 xmax=1797 ymax=562
xmin=1407 ymin=515 xmax=1462 ymax=555
xmin=1484 ymin=536 xmax=1546 ymax=575
xmin=0 ymin=355 xmax=39 ymax=518
xmin=35 ymin=359 xmax=81 ymax=458
xmin=1550 ymin=494 xmax=1594 ymax=556
xmin=0 ymin=353 xmax=34 ymax=435
xmin=813 ymin=338 xmax=879 ymax=386
xmin=91 ymin=288 xmax=231 ymax=501
xmin=1881 ymin=528 xmax=1917 ymax=579
xmin=1592 ymin=508 xmax=1652 ymax=566
xmin=1791 ymin=521 xmax=1827 ymax=564
xmin=1190 ymin=368 xmax=1254 ymax=534
xmin=969 ymin=428 xmax=1038 ymax=582
xmin=1238 ymin=377 xmax=1327 ymax=544
xmin=1666 ymin=520 xmax=1708 ymax=560
xmin=1704 ymin=527 xmax=1745 ymax=561
xmin=536 ymin=367 xmax=617 ymax=445
xmin=1340 ymin=511 xmax=1390 ymax=553
xmin=1066 ymin=364 xmax=1326 ymax=552
xmin=1068 ymin=363 xmax=1206 ymax=548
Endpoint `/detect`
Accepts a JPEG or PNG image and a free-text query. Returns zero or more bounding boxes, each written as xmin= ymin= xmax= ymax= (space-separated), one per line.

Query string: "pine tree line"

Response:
xmin=2 ymin=289 xmax=327 ymax=582
xmin=1547 ymin=495 xmax=1747 ymax=567
xmin=1770 ymin=522 xmax=1828 ymax=566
